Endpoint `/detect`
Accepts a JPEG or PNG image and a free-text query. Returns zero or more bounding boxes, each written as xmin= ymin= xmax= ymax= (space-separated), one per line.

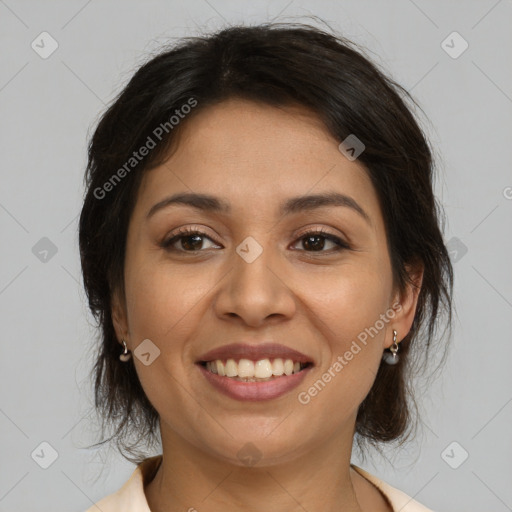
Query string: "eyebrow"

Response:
xmin=146 ymin=191 xmax=371 ymax=224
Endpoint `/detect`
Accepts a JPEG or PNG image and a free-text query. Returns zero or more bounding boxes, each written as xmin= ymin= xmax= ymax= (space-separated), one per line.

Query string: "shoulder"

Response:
xmin=83 ymin=455 xmax=162 ymax=512
xmin=351 ymin=464 xmax=436 ymax=512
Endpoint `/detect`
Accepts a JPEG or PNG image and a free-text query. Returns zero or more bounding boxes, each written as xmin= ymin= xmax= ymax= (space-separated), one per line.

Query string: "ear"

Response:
xmin=111 ymin=288 xmax=129 ymax=346
xmin=386 ymin=261 xmax=424 ymax=348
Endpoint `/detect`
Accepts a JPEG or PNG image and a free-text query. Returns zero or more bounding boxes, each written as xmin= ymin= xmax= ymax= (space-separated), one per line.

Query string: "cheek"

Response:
xmin=124 ymin=254 xmax=212 ymax=344
xmin=122 ymin=258 xmax=208 ymax=423
xmin=295 ymin=263 xmax=392 ymax=409
xmin=303 ymin=261 xmax=392 ymax=343
xmin=122 ymin=254 xmax=221 ymax=412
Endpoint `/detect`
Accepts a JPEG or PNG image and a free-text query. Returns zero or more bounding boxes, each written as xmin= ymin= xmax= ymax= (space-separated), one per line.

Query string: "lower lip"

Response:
xmin=196 ymin=363 xmax=312 ymax=401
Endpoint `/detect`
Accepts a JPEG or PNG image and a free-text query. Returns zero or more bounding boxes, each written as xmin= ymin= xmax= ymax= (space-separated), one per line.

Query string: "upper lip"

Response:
xmin=196 ymin=343 xmax=314 ymax=365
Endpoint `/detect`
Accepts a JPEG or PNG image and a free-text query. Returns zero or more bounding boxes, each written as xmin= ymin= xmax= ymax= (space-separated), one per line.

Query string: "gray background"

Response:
xmin=1 ymin=1 xmax=511 ymax=511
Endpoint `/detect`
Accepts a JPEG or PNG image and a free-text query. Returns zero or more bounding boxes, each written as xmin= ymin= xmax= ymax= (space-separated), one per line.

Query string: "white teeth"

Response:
xmin=206 ymin=361 xmax=217 ymax=374
xmin=205 ymin=357 xmax=306 ymax=379
xmin=272 ymin=358 xmax=284 ymax=376
xmin=225 ymin=359 xmax=238 ymax=377
xmin=254 ymin=359 xmax=273 ymax=378
xmin=238 ymin=359 xmax=254 ymax=378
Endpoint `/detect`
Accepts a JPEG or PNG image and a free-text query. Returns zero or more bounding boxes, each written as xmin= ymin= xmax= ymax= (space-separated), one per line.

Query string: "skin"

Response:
xmin=112 ymin=98 xmax=423 ymax=512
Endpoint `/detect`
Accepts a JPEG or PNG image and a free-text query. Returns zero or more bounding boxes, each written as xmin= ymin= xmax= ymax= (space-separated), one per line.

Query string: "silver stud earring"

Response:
xmin=382 ymin=330 xmax=400 ymax=365
xmin=119 ymin=339 xmax=132 ymax=362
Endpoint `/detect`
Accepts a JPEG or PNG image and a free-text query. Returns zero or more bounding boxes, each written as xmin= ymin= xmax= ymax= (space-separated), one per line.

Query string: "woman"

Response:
xmin=80 ymin=22 xmax=453 ymax=512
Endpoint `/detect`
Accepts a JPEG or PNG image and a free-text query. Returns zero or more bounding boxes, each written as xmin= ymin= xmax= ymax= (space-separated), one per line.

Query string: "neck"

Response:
xmin=145 ymin=423 xmax=364 ymax=512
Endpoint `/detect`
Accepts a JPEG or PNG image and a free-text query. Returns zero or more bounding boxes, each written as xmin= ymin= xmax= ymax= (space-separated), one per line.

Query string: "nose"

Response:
xmin=213 ymin=241 xmax=297 ymax=328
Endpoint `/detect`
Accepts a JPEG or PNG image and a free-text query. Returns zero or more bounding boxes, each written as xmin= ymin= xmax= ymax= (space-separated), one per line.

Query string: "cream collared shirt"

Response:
xmin=84 ymin=455 xmax=435 ymax=512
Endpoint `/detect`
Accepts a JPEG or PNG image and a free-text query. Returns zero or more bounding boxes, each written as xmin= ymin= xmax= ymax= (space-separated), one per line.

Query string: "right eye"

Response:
xmin=161 ymin=227 xmax=223 ymax=253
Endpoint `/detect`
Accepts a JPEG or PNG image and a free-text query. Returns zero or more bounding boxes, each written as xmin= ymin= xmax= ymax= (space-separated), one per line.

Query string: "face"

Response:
xmin=112 ymin=98 xmax=420 ymax=466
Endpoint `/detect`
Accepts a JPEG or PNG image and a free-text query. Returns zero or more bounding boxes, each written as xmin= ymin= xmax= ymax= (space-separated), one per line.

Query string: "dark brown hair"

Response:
xmin=79 ymin=21 xmax=453 ymax=465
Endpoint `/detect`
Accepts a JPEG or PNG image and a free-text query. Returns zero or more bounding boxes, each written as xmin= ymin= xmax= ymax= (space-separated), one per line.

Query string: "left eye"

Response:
xmin=161 ymin=228 xmax=349 ymax=253
xmin=291 ymin=230 xmax=349 ymax=252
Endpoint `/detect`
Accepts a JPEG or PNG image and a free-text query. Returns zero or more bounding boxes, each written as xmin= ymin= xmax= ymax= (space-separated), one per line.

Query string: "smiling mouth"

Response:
xmin=198 ymin=358 xmax=313 ymax=382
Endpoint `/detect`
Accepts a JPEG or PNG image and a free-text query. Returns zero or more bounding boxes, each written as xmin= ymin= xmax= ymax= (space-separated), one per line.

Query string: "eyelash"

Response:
xmin=160 ymin=226 xmax=351 ymax=254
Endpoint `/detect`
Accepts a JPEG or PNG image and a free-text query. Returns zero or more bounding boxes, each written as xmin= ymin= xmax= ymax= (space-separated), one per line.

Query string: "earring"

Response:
xmin=382 ymin=330 xmax=400 ymax=365
xmin=119 ymin=339 xmax=132 ymax=362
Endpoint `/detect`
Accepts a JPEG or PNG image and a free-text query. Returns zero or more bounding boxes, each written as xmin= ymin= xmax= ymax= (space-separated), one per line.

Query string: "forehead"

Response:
xmin=135 ymin=98 xmax=379 ymax=219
